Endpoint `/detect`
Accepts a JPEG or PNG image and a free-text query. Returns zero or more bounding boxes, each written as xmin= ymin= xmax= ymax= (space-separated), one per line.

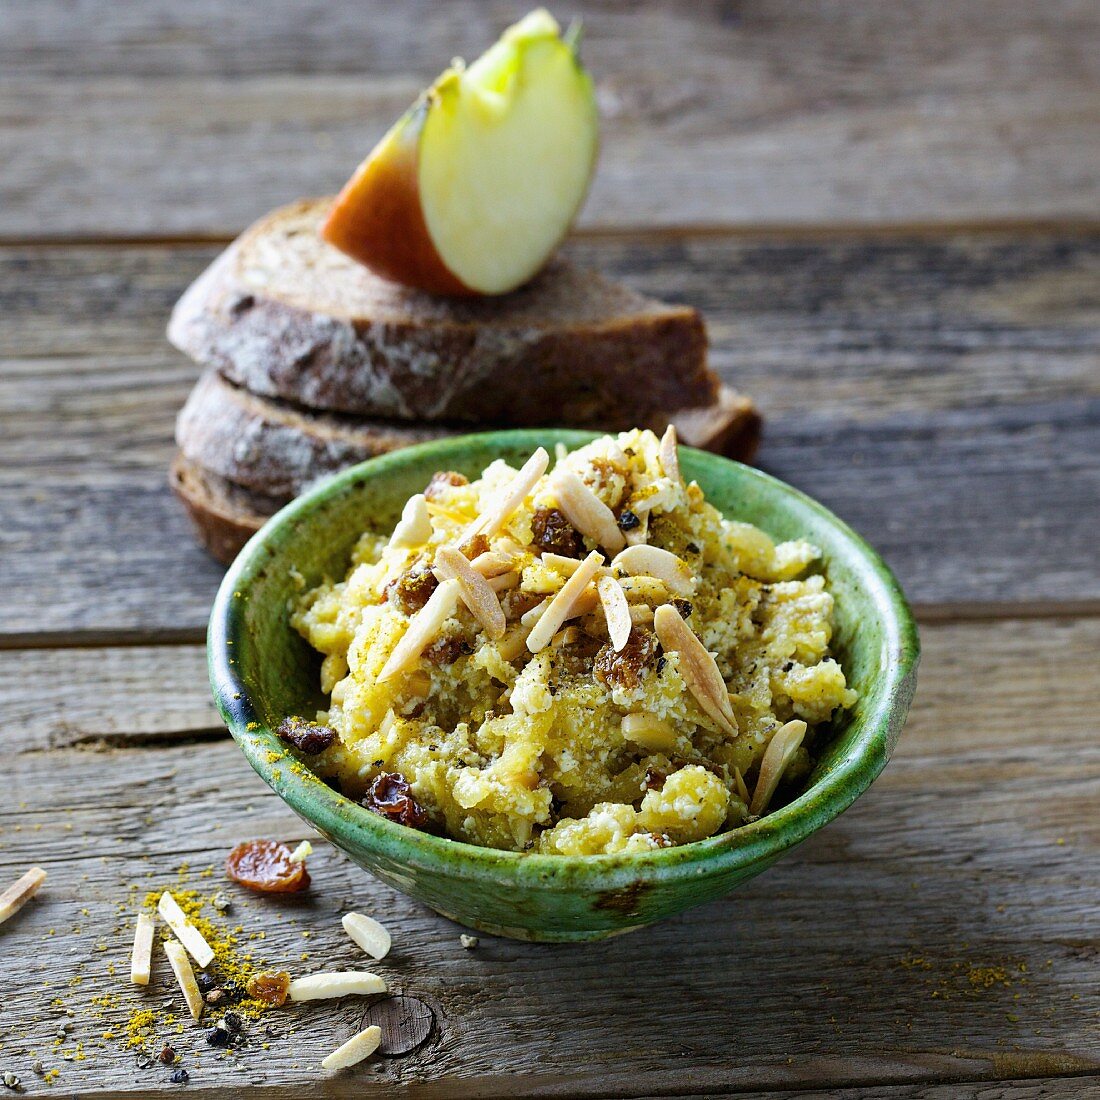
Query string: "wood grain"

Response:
xmin=2 ymin=1 xmax=1098 ymax=236
xmin=6 ymin=617 xmax=1099 ymax=755
xmin=1 ymin=704 xmax=1096 ymax=1095
xmin=1 ymin=231 xmax=1097 ymax=638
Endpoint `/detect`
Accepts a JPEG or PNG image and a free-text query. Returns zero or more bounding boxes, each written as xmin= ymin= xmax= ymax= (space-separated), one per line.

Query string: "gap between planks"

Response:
xmin=2 ymin=218 xmax=1100 ymax=252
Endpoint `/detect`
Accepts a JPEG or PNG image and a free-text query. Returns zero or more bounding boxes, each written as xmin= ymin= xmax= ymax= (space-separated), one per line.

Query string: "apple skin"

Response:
xmin=321 ymin=100 xmax=475 ymax=297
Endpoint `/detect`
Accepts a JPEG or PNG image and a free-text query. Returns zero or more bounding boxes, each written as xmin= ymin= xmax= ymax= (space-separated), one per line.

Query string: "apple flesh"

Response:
xmin=321 ymin=9 xmax=599 ymax=296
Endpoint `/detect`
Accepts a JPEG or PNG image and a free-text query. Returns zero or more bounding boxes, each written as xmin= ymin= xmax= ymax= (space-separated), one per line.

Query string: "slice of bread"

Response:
xmin=176 ymin=370 xmax=455 ymax=498
xmin=170 ymin=452 xmax=282 ymax=564
xmin=168 ymin=199 xmax=716 ymax=428
xmin=176 ymin=369 xmax=761 ymax=503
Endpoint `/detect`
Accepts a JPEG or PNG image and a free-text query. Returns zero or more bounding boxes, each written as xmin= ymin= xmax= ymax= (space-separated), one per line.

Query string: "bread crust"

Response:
xmin=176 ymin=371 xmax=454 ymax=498
xmin=168 ymin=199 xmax=715 ymax=427
xmin=176 ymin=369 xmax=761 ymax=504
xmin=169 ymin=452 xmax=272 ymax=564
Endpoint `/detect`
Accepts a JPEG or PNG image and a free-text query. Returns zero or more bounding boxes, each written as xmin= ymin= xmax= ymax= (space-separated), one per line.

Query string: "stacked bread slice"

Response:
xmin=169 ymin=199 xmax=760 ymax=562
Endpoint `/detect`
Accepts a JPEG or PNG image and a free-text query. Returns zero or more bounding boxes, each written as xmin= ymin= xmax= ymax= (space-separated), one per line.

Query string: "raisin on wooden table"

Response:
xmin=225 ymin=840 xmax=310 ymax=894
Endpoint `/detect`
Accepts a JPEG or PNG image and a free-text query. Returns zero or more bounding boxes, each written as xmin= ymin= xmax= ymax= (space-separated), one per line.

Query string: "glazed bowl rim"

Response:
xmin=209 ymin=429 xmax=919 ymax=893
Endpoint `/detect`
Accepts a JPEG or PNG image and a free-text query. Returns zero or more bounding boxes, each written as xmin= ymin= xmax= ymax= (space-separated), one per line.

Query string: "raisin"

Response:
xmin=225 ymin=840 xmax=310 ymax=894
xmin=594 ymin=627 xmax=660 ymax=692
xmin=617 ymin=510 xmax=640 ymax=531
xmin=459 ymin=533 xmax=490 ymax=560
xmin=644 ymin=767 xmax=668 ymax=791
xmin=158 ymin=1044 xmax=177 ymax=1066
xmin=246 ymin=971 xmax=291 ymax=1007
xmin=671 ymin=598 xmax=693 ymax=619
xmin=363 ymin=772 xmax=430 ymax=830
xmin=531 ymin=507 xmax=583 ymax=558
xmin=385 ymin=565 xmax=438 ymax=615
xmin=424 ymin=470 xmax=469 ymax=501
xmin=504 ymin=589 xmax=544 ymax=620
xmin=423 ymin=635 xmax=472 ymax=665
xmin=275 ymin=716 xmax=336 ymax=755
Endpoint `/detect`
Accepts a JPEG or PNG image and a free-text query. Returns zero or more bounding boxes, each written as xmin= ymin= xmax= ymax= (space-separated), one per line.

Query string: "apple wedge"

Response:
xmin=321 ymin=9 xmax=599 ymax=296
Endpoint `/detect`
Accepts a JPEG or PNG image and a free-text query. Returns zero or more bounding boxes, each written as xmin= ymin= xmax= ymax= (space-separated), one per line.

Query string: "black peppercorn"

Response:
xmin=170 ymin=1067 xmax=189 ymax=1084
xmin=205 ymin=1025 xmax=230 ymax=1048
xmin=223 ymin=1012 xmax=243 ymax=1033
xmin=617 ymin=510 xmax=640 ymax=531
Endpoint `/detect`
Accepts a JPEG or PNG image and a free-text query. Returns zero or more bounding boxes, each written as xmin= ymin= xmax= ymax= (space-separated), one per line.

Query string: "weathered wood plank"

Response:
xmin=2 ymin=397 xmax=1098 ymax=639
xmin=1 ymin=718 xmax=1096 ymax=1094
xmin=5 ymin=232 xmax=1099 ymax=413
xmin=6 ymin=617 xmax=1098 ymax=755
xmin=2 ymin=232 xmax=1097 ymax=637
xmin=2 ymin=1 xmax=1098 ymax=235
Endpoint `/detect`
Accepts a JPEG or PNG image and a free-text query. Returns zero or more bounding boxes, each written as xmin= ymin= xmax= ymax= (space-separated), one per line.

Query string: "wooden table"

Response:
xmin=2 ymin=3 xmax=1098 ymax=1097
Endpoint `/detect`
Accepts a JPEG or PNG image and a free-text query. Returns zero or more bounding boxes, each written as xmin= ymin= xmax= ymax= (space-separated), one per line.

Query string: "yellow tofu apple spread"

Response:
xmin=288 ymin=429 xmax=857 ymax=855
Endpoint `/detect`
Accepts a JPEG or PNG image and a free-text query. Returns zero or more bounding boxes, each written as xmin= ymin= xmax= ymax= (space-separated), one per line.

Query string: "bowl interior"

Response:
xmin=212 ymin=429 xmax=918 ymax=880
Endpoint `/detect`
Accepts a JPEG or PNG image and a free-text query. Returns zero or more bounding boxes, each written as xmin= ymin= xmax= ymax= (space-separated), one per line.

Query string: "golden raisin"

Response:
xmin=424 ymin=470 xmax=469 ymax=501
xmin=246 ymin=971 xmax=291 ymax=1006
xmin=594 ymin=627 xmax=660 ymax=692
xmin=225 ymin=840 xmax=310 ymax=894
xmin=385 ymin=565 xmax=438 ymax=615
xmin=460 ymin=533 xmax=491 ymax=560
xmin=363 ymin=773 xmax=430 ymax=830
xmin=276 ymin=716 xmax=336 ymax=755
xmin=531 ymin=508 xmax=583 ymax=558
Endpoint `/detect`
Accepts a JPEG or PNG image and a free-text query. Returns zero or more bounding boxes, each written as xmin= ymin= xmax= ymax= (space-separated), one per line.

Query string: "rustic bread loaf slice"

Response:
xmin=176 ymin=370 xmax=761 ymax=502
xmin=176 ymin=370 xmax=454 ymax=498
xmin=169 ymin=452 xmax=282 ymax=564
xmin=168 ymin=198 xmax=716 ymax=428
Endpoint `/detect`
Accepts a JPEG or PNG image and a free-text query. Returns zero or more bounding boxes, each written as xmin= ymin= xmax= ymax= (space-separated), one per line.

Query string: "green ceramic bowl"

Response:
xmin=209 ymin=430 xmax=919 ymax=942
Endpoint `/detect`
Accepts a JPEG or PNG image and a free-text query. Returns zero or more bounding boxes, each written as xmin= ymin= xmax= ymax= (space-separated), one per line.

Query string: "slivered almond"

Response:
xmin=653 ymin=604 xmax=737 ymax=736
xmin=498 ymin=623 xmax=534 ymax=661
xmin=321 ymin=1025 xmax=382 ymax=1071
xmin=597 ymin=575 xmax=632 ymax=652
xmin=628 ymin=604 xmax=654 ymax=625
xmin=732 ymin=766 xmax=751 ymax=805
xmin=157 ymin=891 xmax=214 ymax=969
xmin=527 ymin=551 xmax=603 ymax=652
xmin=486 ymin=571 xmax=519 ymax=593
xmin=552 ymin=469 xmax=625 ymax=552
xmin=0 ymin=866 xmax=46 ymax=926
xmin=612 ymin=545 xmax=694 ymax=596
xmin=548 ymin=625 xmax=580 ymax=649
xmin=288 ymin=840 xmax=313 ymax=863
xmin=164 ymin=940 xmax=204 ymax=1021
xmin=288 ymin=971 xmax=387 ymax=1001
xmin=462 ymin=447 xmax=548 ymax=542
xmin=377 ymin=578 xmax=461 ymax=682
xmin=520 ymin=597 xmax=550 ymax=629
xmin=434 ymin=547 xmax=506 ymax=639
xmin=621 ymin=712 xmax=678 ymax=751
xmin=470 ymin=551 xmax=518 ymax=578
xmin=659 ymin=424 xmax=682 ymax=483
xmin=342 ymin=911 xmax=391 ymax=960
xmin=540 ymin=552 xmax=587 ymax=574
xmin=130 ymin=912 xmax=155 ymax=986
xmin=390 ymin=493 xmax=432 ymax=547
xmin=750 ymin=720 xmax=807 ymax=816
